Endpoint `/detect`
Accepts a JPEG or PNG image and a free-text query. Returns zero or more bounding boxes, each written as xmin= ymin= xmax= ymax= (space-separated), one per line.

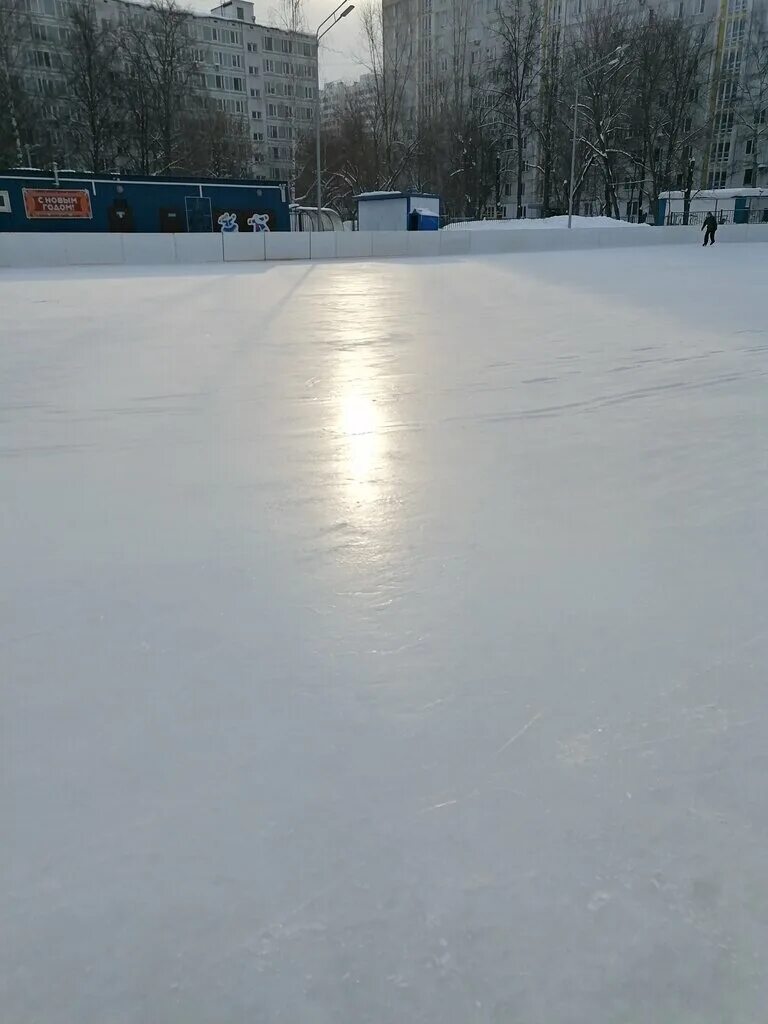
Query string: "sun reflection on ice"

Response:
xmin=335 ymin=349 xmax=387 ymax=511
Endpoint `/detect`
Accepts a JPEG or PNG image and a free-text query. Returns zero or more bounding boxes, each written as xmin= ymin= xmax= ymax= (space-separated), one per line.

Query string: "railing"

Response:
xmin=666 ymin=206 xmax=768 ymax=227
xmin=440 ymin=216 xmax=486 ymax=230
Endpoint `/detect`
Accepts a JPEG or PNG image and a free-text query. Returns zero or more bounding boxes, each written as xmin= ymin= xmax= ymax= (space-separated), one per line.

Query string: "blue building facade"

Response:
xmin=0 ymin=171 xmax=290 ymax=233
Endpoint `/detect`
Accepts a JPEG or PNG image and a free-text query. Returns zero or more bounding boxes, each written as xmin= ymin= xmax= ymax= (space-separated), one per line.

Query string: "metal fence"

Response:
xmin=666 ymin=206 xmax=768 ymax=227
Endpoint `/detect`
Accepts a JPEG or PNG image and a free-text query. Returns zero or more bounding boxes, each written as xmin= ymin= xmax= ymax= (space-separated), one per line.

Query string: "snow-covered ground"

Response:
xmin=445 ymin=213 xmax=645 ymax=229
xmin=3 ymin=245 xmax=768 ymax=1024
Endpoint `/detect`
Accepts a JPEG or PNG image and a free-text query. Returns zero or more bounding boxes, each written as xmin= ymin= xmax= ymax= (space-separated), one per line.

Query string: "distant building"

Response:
xmin=9 ymin=0 xmax=318 ymax=181
xmin=383 ymin=0 xmax=768 ymax=218
xmin=321 ymin=73 xmax=376 ymax=129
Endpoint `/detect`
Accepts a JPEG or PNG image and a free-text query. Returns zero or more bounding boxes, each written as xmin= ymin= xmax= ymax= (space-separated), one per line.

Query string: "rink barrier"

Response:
xmin=1 ymin=223 xmax=766 ymax=269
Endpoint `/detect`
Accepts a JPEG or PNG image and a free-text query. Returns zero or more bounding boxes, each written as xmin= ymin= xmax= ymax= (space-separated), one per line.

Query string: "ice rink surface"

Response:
xmin=2 ymin=245 xmax=768 ymax=1023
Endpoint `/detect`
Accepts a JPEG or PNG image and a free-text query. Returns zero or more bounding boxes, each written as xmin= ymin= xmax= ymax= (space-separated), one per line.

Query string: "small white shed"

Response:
xmin=355 ymin=191 xmax=440 ymax=231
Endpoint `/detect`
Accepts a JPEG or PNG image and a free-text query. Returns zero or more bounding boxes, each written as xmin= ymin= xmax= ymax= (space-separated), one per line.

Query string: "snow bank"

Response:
xmin=444 ymin=214 xmax=644 ymax=231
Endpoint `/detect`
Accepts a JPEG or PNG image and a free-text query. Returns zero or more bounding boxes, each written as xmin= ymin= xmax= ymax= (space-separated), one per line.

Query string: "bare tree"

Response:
xmin=118 ymin=20 xmax=158 ymax=174
xmin=423 ymin=0 xmax=500 ymax=217
xmin=631 ymin=11 xmax=709 ymax=221
xmin=0 ymin=0 xmax=34 ymax=166
xmin=531 ymin=19 xmax=565 ymax=216
xmin=180 ymin=101 xmax=253 ymax=177
xmin=65 ymin=0 xmax=122 ymax=171
xmin=357 ymin=0 xmax=418 ymax=189
xmin=493 ymin=0 xmax=541 ymax=218
xmin=570 ymin=4 xmax=636 ymax=218
xmin=734 ymin=22 xmax=768 ymax=187
xmin=122 ymin=0 xmax=194 ymax=173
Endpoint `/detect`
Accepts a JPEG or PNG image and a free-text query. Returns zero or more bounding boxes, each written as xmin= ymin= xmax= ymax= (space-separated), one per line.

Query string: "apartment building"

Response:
xmin=383 ymin=0 xmax=767 ymax=217
xmin=321 ymin=72 xmax=376 ymax=128
xmin=14 ymin=0 xmax=318 ymax=181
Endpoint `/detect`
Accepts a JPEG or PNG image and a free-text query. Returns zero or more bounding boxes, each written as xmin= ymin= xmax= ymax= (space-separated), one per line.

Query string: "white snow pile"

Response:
xmin=444 ymin=214 xmax=646 ymax=231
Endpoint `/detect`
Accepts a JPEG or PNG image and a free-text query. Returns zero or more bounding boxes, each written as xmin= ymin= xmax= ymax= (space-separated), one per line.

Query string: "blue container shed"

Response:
xmin=355 ymin=191 xmax=441 ymax=231
xmin=0 ymin=170 xmax=290 ymax=233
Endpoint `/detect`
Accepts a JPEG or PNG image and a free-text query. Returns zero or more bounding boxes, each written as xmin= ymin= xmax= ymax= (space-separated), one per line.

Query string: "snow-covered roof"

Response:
xmin=659 ymin=188 xmax=768 ymax=200
xmin=354 ymin=191 xmax=440 ymax=202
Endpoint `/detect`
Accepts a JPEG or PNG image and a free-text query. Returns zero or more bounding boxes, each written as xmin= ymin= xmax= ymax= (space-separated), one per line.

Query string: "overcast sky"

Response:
xmin=187 ymin=0 xmax=366 ymax=82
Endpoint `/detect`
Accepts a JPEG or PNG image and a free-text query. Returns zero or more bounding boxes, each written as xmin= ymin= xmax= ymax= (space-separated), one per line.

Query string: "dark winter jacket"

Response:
xmin=702 ymin=214 xmax=718 ymax=233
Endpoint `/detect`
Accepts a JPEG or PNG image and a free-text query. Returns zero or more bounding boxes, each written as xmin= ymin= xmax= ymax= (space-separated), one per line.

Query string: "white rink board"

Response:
xmin=1 ymin=223 xmax=766 ymax=268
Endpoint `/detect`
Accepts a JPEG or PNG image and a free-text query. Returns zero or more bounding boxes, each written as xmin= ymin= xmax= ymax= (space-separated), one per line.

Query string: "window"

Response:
xmin=697 ymin=0 xmax=705 ymax=11
xmin=236 ymin=5 xmax=244 ymax=18
xmin=683 ymin=116 xmax=692 ymax=132
xmin=248 ymin=65 xmax=257 ymax=74
xmin=232 ymin=54 xmax=242 ymax=68
xmin=263 ymin=35 xmax=274 ymax=50
xmin=677 ymin=1 xmax=684 ymax=15
xmin=268 ymin=103 xmax=277 ymax=116
xmin=215 ymin=74 xmax=223 ymax=89
xmin=251 ymin=110 xmax=262 ymax=119
xmin=743 ymin=168 xmax=753 ymax=185
xmin=302 ymin=42 xmax=312 ymax=57
xmin=233 ymin=77 xmax=243 ymax=91
xmin=746 ymin=138 xmax=753 ymax=155
xmin=264 ymin=58 xmax=275 ymax=72
xmin=272 ymin=146 xmax=280 ymax=159
xmin=716 ymin=110 xmax=734 ymax=133
xmin=253 ymin=131 xmax=264 ymax=141
xmin=268 ymin=125 xmax=278 ymax=138
xmin=725 ymin=49 xmax=741 ymax=73
xmin=281 ymin=39 xmax=292 ymax=53
xmin=759 ymin=108 xmax=767 ymax=125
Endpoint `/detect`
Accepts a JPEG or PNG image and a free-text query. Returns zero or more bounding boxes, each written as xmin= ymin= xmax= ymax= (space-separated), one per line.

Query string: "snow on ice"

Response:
xmin=2 ymin=243 xmax=768 ymax=1023
xmin=443 ymin=213 xmax=646 ymax=230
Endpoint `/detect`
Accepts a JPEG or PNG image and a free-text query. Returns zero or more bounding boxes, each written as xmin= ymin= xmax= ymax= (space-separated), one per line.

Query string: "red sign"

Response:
xmin=23 ymin=188 xmax=93 ymax=220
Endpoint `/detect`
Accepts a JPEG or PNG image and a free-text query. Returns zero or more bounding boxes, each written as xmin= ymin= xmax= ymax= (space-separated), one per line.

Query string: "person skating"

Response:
xmin=702 ymin=211 xmax=718 ymax=246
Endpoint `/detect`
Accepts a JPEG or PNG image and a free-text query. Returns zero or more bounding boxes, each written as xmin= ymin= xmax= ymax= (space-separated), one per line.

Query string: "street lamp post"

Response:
xmin=568 ymin=46 xmax=626 ymax=229
xmin=315 ymin=2 xmax=355 ymax=230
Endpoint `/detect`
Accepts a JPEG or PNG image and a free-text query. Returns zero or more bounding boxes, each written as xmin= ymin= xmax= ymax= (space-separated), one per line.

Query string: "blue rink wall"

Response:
xmin=0 ymin=170 xmax=290 ymax=233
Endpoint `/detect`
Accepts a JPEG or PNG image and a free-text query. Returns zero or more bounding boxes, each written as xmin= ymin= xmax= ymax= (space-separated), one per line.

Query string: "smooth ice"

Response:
xmin=2 ymin=246 xmax=767 ymax=1023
